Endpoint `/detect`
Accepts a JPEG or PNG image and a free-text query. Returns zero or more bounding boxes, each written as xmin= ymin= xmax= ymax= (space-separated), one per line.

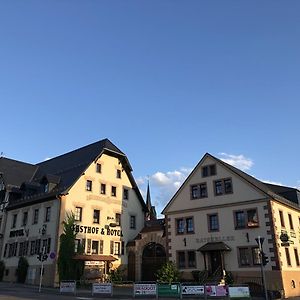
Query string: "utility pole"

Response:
xmin=38 ymin=246 xmax=48 ymax=292
xmin=255 ymin=236 xmax=268 ymax=300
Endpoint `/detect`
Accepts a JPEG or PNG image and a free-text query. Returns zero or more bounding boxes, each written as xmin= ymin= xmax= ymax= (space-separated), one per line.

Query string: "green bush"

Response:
xmin=16 ymin=257 xmax=29 ymax=283
xmin=108 ymin=267 xmax=124 ymax=282
xmin=0 ymin=260 xmax=5 ymax=281
xmin=156 ymin=261 xmax=180 ymax=284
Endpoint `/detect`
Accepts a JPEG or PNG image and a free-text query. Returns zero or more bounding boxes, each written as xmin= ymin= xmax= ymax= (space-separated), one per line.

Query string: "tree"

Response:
xmin=156 ymin=261 xmax=180 ymax=284
xmin=57 ymin=212 xmax=84 ymax=281
xmin=0 ymin=260 xmax=5 ymax=281
xmin=16 ymin=257 xmax=29 ymax=283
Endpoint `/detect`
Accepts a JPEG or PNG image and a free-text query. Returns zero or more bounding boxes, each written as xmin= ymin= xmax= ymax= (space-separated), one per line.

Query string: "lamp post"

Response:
xmin=255 ymin=236 xmax=268 ymax=300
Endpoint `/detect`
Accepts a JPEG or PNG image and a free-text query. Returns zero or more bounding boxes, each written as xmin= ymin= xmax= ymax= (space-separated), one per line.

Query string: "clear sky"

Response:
xmin=1 ymin=1 xmax=300 ymax=216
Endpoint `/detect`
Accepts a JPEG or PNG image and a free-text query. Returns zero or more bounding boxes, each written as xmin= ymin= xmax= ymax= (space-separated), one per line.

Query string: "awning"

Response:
xmin=73 ymin=254 xmax=117 ymax=261
xmin=197 ymin=242 xmax=231 ymax=252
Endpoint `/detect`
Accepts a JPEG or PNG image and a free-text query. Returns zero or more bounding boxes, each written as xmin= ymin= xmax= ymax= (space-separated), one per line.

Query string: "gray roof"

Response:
xmin=0 ymin=157 xmax=37 ymax=188
xmin=4 ymin=138 xmax=146 ymax=211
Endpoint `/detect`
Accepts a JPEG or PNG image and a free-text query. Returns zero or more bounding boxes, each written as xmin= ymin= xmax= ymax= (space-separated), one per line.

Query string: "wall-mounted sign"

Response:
xmin=280 ymin=233 xmax=289 ymax=243
xmin=9 ymin=228 xmax=29 ymax=238
xmin=196 ymin=236 xmax=235 ymax=243
xmin=73 ymin=224 xmax=123 ymax=237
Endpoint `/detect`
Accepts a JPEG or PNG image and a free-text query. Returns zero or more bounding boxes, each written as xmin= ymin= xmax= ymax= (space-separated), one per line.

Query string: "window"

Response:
xmin=74 ymin=207 xmax=82 ymax=222
xmin=285 ymin=248 xmax=291 ymax=266
xmin=130 ymin=215 xmax=136 ymax=229
xmin=22 ymin=212 xmax=28 ymax=226
xmin=190 ymin=183 xmax=207 ymax=199
xmin=87 ymin=239 xmax=91 ymax=254
xmin=110 ymin=241 xmax=114 ymax=255
xmin=202 ymin=164 xmax=216 ymax=177
xmin=74 ymin=239 xmax=80 ymax=253
xmin=92 ymin=241 xmax=99 ymax=254
xmin=44 ymin=183 xmax=49 ymax=193
xmin=208 ymin=214 xmax=219 ymax=232
xmin=100 ymin=183 xmax=106 ymax=195
xmin=33 ymin=209 xmax=39 ymax=224
xmin=176 ymin=217 xmax=194 ymax=234
xmin=12 ymin=214 xmax=17 ymax=228
xmin=123 ymin=188 xmax=129 ymax=200
xmin=99 ymin=240 xmax=104 ymax=254
xmin=45 ymin=207 xmax=51 ymax=222
xmin=93 ymin=210 xmax=100 ymax=224
xmin=187 ymin=251 xmax=196 ymax=267
xmin=288 ymin=214 xmax=294 ymax=230
xmin=214 ymin=178 xmax=233 ymax=195
xmin=279 ymin=210 xmax=285 ymax=227
xmin=116 ymin=169 xmax=121 ymax=179
xmin=177 ymin=251 xmax=185 ymax=268
xmin=294 ymin=248 xmax=300 ymax=266
xmin=239 ymin=247 xmax=251 ymax=266
xmin=96 ymin=163 xmax=102 ymax=173
xmin=115 ymin=213 xmax=121 ymax=226
xmin=177 ymin=251 xmax=196 ymax=268
xmin=86 ymin=180 xmax=92 ymax=191
xmin=252 ymin=248 xmax=261 ymax=265
xmin=186 ymin=217 xmax=194 ymax=233
xmin=115 ymin=242 xmax=121 ymax=255
xmin=176 ymin=219 xmax=184 ymax=234
xmin=111 ymin=186 xmax=117 ymax=197
xmin=234 ymin=209 xmax=259 ymax=229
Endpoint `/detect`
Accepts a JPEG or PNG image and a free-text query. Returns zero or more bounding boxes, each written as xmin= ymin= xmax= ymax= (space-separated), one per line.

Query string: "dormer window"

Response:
xmin=44 ymin=183 xmax=49 ymax=193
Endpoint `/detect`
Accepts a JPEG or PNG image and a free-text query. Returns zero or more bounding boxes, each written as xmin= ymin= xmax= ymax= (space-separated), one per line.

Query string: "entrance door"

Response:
xmin=127 ymin=251 xmax=136 ymax=281
xmin=209 ymin=251 xmax=222 ymax=274
xmin=141 ymin=243 xmax=166 ymax=281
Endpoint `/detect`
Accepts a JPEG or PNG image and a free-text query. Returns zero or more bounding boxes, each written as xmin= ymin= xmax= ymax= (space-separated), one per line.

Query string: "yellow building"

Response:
xmin=0 ymin=139 xmax=147 ymax=286
xmin=163 ymin=153 xmax=300 ymax=298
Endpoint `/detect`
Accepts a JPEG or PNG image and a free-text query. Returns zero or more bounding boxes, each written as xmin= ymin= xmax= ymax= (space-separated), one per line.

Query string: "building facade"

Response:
xmin=0 ymin=139 xmax=147 ymax=286
xmin=162 ymin=153 xmax=300 ymax=298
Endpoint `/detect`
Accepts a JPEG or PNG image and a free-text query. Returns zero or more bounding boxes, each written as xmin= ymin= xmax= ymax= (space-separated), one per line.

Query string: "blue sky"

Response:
xmin=1 ymin=1 xmax=300 ymax=215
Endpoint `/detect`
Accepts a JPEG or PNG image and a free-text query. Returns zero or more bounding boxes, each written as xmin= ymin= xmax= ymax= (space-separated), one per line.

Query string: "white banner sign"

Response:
xmin=134 ymin=283 xmax=157 ymax=295
xmin=182 ymin=285 xmax=205 ymax=295
xmin=228 ymin=286 xmax=250 ymax=298
xmin=60 ymin=281 xmax=76 ymax=293
xmin=92 ymin=283 xmax=112 ymax=294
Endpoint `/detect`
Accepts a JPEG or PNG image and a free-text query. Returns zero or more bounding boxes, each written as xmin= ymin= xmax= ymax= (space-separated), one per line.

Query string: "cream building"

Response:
xmin=0 ymin=139 xmax=147 ymax=286
xmin=162 ymin=153 xmax=300 ymax=298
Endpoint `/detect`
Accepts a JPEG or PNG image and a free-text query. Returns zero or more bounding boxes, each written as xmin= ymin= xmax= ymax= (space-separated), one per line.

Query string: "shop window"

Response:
xmin=92 ymin=241 xmax=99 ymax=254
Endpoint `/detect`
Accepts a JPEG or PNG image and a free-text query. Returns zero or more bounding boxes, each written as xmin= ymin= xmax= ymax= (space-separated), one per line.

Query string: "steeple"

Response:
xmin=145 ymin=180 xmax=157 ymax=221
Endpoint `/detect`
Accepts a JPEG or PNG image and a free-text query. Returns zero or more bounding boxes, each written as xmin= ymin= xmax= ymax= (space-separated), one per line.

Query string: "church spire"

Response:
xmin=145 ymin=179 xmax=157 ymax=221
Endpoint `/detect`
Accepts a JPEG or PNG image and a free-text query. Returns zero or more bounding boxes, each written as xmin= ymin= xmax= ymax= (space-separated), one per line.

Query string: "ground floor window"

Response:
xmin=177 ymin=250 xmax=197 ymax=269
xmin=238 ymin=246 xmax=260 ymax=267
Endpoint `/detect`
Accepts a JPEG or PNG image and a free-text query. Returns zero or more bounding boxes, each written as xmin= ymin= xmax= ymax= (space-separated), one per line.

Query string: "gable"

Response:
xmin=163 ymin=154 xmax=268 ymax=214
